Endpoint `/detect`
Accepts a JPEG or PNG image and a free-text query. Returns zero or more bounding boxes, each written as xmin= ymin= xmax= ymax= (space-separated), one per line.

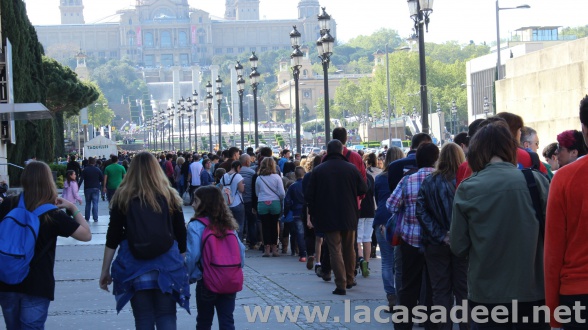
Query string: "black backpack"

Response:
xmin=125 ymin=197 xmax=175 ymax=259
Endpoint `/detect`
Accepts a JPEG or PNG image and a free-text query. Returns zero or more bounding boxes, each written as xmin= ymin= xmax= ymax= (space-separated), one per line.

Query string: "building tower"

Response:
xmin=59 ymin=0 xmax=85 ymax=24
xmin=297 ymin=0 xmax=320 ymax=19
xmin=235 ymin=0 xmax=260 ymax=21
xmin=225 ymin=0 xmax=237 ymax=20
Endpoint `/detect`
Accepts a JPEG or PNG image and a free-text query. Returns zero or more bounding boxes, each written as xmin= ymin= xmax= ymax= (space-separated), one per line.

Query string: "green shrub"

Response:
xmin=56 ymin=175 xmax=64 ymax=189
xmin=49 ymin=164 xmax=67 ymax=178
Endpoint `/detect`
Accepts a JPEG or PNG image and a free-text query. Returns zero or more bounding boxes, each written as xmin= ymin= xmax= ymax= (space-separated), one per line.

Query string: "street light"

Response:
xmin=290 ymin=25 xmax=303 ymax=155
xmin=249 ymin=52 xmax=260 ymax=148
xmin=215 ymin=76 xmax=223 ymax=151
xmin=206 ymin=81 xmax=214 ymax=153
xmin=436 ymin=102 xmax=442 ymax=145
xmin=235 ymin=61 xmax=246 ymax=151
xmin=407 ymin=0 xmax=434 ymax=134
xmin=496 ymin=1 xmax=530 ymax=80
xmin=317 ymin=7 xmax=335 ymax=145
xmin=483 ymin=96 xmax=490 ymax=118
xmin=451 ymin=100 xmax=458 ymax=135
xmin=168 ymin=106 xmax=175 ymax=150
xmin=192 ymin=90 xmax=198 ymax=152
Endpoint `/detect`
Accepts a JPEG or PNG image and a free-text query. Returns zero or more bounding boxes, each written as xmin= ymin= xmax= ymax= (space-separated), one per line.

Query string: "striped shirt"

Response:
xmin=386 ymin=167 xmax=434 ymax=248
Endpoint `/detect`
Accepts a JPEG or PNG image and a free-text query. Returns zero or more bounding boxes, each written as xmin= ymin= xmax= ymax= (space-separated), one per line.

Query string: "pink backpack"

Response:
xmin=196 ymin=217 xmax=243 ymax=294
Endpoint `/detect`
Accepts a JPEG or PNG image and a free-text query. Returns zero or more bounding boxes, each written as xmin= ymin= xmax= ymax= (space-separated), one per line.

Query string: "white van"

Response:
xmin=381 ymin=139 xmax=403 ymax=149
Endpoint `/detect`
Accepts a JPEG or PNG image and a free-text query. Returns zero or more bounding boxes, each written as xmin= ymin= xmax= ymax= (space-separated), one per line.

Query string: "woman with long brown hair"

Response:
xmin=255 ymin=157 xmax=285 ymax=257
xmin=415 ymin=142 xmax=467 ymax=330
xmin=0 ymin=161 xmax=91 ymax=329
xmin=99 ymin=152 xmax=189 ymax=329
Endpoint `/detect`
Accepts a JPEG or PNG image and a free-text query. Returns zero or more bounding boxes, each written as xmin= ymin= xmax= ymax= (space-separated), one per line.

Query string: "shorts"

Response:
xmin=257 ymin=200 xmax=281 ymax=215
xmin=357 ymin=218 xmax=374 ymax=243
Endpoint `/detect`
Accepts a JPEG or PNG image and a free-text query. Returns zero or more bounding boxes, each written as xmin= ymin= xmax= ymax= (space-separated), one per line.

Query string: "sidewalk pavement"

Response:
xmin=10 ymin=196 xmax=394 ymax=329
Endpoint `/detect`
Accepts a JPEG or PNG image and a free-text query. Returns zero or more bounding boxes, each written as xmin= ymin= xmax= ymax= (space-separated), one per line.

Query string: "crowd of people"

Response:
xmin=2 ymin=95 xmax=588 ymax=329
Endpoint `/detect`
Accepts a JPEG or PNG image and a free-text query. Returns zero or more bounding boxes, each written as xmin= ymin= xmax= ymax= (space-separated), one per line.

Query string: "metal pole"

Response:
xmin=417 ymin=4 xmax=430 ymax=134
xmin=217 ymin=99 xmax=222 ymax=150
xmin=188 ymin=116 xmax=192 ymax=152
xmin=239 ymin=91 xmax=244 ymax=151
xmin=323 ymin=61 xmax=330 ymax=145
xmin=294 ymin=70 xmax=301 ymax=155
xmin=208 ymin=104 xmax=213 ymax=153
xmin=496 ymin=0 xmax=502 ymax=80
xmin=253 ymin=86 xmax=259 ymax=148
xmin=385 ymin=44 xmax=392 ymax=143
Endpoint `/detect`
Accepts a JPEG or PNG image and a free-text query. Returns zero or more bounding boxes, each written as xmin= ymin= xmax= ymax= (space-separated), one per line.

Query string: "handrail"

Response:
xmin=0 ymin=163 xmax=25 ymax=170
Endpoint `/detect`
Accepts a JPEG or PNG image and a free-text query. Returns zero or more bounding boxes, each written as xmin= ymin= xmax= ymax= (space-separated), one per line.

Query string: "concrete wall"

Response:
xmin=496 ymin=37 xmax=588 ymax=153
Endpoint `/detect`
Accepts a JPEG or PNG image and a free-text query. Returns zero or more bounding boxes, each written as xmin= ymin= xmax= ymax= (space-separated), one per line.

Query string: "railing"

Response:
xmin=0 ymin=163 xmax=25 ymax=170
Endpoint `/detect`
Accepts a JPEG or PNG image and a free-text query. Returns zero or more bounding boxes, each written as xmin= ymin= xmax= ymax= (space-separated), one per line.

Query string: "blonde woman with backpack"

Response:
xmin=186 ymin=186 xmax=245 ymax=330
xmin=99 ymin=152 xmax=189 ymax=329
xmin=0 ymin=161 xmax=91 ymax=329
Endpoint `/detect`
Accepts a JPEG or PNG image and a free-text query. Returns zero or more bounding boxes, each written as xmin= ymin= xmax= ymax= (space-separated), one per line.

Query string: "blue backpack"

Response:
xmin=0 ymin=194 xmax=57 ymax=285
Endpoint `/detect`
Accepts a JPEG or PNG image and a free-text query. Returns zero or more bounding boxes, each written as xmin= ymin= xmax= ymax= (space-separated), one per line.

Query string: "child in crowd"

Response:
xmin=62 ymin=170 xmax=83 ymax=206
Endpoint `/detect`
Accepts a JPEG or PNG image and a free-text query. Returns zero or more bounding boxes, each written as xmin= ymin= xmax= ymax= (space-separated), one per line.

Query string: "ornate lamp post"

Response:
xmin=451 ymin=100 xmax=458 ymax=134
xmin=249 ymin=52 xmax=260 ymax=148
xmin=436 ymin=102 xmax=442 ymax=144
xmin=407 ymin=0 xmax=434 ymax=134
xmin=235 ymin=61 xmax=246 ymax=151
xmin=215 ymin=76 xmax=223 ymax=151
xmin=483 ymin=96 xmax=490 ymax=118
xmin=290 ymin=25 xmax=303 ymax=154
xmin=191 ymin=90 xmax=198 ymax=152
xmin=317 ymin=7 xmax=335 ymax=145
xmin=152 ymin=117 xmax=158 ymax=150
xmin=160 ymin=112 xmax=166 ymax=151
xmin=206 ymin=81 xmax=214 ymax=153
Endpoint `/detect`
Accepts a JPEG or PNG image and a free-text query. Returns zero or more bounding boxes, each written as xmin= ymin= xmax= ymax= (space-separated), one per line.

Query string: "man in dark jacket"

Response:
xmin=305 ymin=139 xmax=367 ymax=295
xmin=79 ymin=157 xmax=103 ymax=222
xmin=387 ymin=133 xmax=431 ymax=192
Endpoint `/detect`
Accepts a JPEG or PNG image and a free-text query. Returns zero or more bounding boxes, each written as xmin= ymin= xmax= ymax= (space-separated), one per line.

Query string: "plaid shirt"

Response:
xmin=386 ymin=167 xmax=434 ymax=248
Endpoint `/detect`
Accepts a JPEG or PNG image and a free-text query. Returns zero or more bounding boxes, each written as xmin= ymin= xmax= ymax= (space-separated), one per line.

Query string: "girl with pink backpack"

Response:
xmin=186 ymin=185 xmax=245 ymax=330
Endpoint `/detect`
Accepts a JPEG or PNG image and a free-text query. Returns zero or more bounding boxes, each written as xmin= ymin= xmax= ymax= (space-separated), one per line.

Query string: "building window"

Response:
xmin=178 ymin=31 xmax=188 ymax=46
xmin=303 ymin=69 xmax=308 ymax=77
xmin=215 ymin=48 xmax=222 ymax=54
xmin=144 ymin=32 xmax=154 ymax=47
xmin=86 ymin=52 xmax=93 ymax=57
xmin=180 ymin=54 xmax=189 ymax=66
xmin=199 ymin=17 xmax=203 ymax=23
xmin=303 ymin=91 xmax=311 ymax=99
xmin=161 ymin=54 xmax=173 ymax=67
xmin=273 ymin=46 xmax=279 ymax=51
xmin=198 ymin=28 xmax=206 ymax=44
xmin=201 ymin=47 xmax=207 ymax=53
xmin=144 ymin=54 xmax=155 ymax=67
xmin=238 ymin=47 xmax=245 ymax=53
xmin=250 ymin=47 xmax=256 ymax=52
xmin=261 ymin=47 xmax=268 ymax=52
xmin=98 ymin=51 xmax=105 ymax=58
xmin=227 ymin=48 xmax=233 ymax=54
xmin=161 ymin=31 xmax=172 ymax=47
xmin=110 ymin=51 xmax=117 ymax=58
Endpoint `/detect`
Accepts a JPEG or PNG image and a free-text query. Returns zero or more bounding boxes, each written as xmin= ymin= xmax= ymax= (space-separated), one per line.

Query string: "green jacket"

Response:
xmin=450 ymin=161 xmax=549 ymax=304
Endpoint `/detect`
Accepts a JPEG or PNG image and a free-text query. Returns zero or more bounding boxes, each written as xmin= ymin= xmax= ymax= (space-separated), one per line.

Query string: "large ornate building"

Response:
xmin=35 ymin=0 xmax=332 ymax=70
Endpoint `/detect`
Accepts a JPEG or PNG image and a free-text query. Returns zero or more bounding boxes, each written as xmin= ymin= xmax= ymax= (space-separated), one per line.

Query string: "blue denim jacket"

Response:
xmin=185 ymin=218 xmax=246 ymax=283
xmin=111 ymin=240 xmax=190 ymax=313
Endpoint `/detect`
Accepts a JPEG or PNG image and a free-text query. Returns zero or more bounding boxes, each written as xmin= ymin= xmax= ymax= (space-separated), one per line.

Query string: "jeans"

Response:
xmin=196 ymin=281 xmax=236 ymax=330
xmin=375 ymin=228 xmax=396 ymax=295
xmin=129 ymin=289 xmax=177 ymax=330
xmin=394 ymin=245 xmax=402 ymax=298
xmin=244 ymin=202 xmax=258 ymax=247
xmin=84 ymin=188 xmax=100 ymax=221
xmin=260 ymin=213 xmax=280 ymax=246
xmin=0 ymin=292 xmax=51 ymax=330
xmin=291 ymin=217 xmax=307 ymax=257
xmin=106 ymin=188 xmax=116 ymax=202
xmin=229 ymin=203 xmax=245 ymax=240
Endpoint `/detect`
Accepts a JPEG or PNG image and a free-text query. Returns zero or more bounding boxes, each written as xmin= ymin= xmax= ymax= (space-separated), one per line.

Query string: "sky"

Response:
xmin=23 ymin=0 xmax=588 ymax=45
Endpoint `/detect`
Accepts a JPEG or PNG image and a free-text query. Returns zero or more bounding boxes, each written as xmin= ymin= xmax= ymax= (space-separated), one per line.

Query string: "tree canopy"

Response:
xmin=90 ymin=59 xmax=148 ymax=103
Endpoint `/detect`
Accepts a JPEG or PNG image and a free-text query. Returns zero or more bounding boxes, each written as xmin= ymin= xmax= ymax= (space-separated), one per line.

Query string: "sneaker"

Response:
xmin=299 ymin=257 xmax=306 ymax=262
xmin=346 ymin=279 xmax=357 ymax=289
xmin=332 ymin=288 xmax=346 ymax=295
xmin=315 ymin=264 xmax=322 ymax=277
xmin=370 ymin=249 xmax=377 ymax=259
xmin=360 ymin=260 xmax=370 ymax=277
xmin=306 ymin=255 xmax=315 ymax=270
xmin=93 ymin=219 xmax=98 ymax=222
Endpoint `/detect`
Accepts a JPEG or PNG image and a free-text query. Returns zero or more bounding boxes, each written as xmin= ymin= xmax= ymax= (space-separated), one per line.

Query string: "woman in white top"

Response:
xmin=222 ymin=160 xmax=245 ymax=240
xmin=255 ymin=157 xmax=285 ymax=257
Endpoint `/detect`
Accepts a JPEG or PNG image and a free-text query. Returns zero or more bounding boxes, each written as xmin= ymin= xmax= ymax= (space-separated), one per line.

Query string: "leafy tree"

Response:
xmin=561 ymin=25 xmax=588 ymax=39
xmin=88 ymin=95 xmax=115 ymax=128
xmin=91 ymin=59 xmax=148 ymax=103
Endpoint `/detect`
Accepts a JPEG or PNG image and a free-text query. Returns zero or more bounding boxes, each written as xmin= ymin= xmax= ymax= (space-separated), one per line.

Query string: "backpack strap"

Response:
xmin=32 ymin=204 xmax=58 ymax=217
xmin=521 ymin=169 xmax=545 ymax=241
xmin=527 ymin=150 xmax=541 ymax=170
xmin=345 ymin=150 xmax=352 ymax=160
xmin=259 ymin=176 xmax=280 ymax=200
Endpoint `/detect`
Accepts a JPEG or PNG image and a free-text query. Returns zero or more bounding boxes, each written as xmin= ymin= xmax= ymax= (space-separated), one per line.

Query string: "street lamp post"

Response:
xmin=192 ymin=90 xmax=198 ymax=152
xmin=249 ymin=52 xmax=260 ymax=149
xmin=317 ymin=7 xmax=335 ymax=145
xmin=235 ymin=61 xmax=246 ymax=151
xmin=206 ymin=81 xmax=214 ymax=153
xmin=160 ymin=113 xmax=166 ymax=151
xmin=290 ymin=25 xmax=303 ymax=155
xmin=215 ymin=76 xmax=223 ymax=151
xmin=436 ymin=102 xmax=442 ymax=145
xmin=451 ymin=100 xmax=457 ymax=135
xmin=407 ymin=0 xmax=434 ymax=134
xmin=168 ymin=106 xmax=175 ymax=150
xmin=496 ymin=1 xmax=530 ymax=80
xmin=483 ymin=96 xmax=490 ymax=118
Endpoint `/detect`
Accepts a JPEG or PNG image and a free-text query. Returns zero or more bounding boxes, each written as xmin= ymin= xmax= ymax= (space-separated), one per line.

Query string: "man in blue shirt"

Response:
xmin=79 ymin=157 xmax=104 ymax=222
xmin=278 ymin=149 xmax=291 ymax=173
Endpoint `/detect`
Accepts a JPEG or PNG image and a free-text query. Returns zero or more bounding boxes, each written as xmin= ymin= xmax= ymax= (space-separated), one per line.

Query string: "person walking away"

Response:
xmin=283 ymin=166 xmax=307 ymax=262
xmin=99 ymin=152 xmax=190 ymax=329
xmin=416 ymin=143 xmax=468 ymax=330
xmin=239 ymin=154 xmax=259 ymax=250
xmin=103 ymin=154 xmax=126 ymax=202
xmin=174 ymin=157 xmax=185 ymax=194
xmin=0 ymin=162 xmax=91 ymax=329
xmin=79 ymin=157 xmax=103 ymax=222
xmin=305 ymin=140 xmax=367 ymax=295
xmin=357 ymin=171 xmax=375 ymax=278
xmin=374 ymin=147 xmax=405 ymax=312
xmin=66 ymin=154 xmax=81 ymax=184
xmin=451 ymin=121 xmax=549 ymax=330
xmin=222 ymin=161 xmax=246 ymax=240
xmin=62 ymin=170 xmax=83 ymax=206
xmin=186 ymin=186 xmax=245 ymax=330
xmin=545 ymin=95 xmax=588 ymax=329
xmin=255 ymin=157 xmax=285 ymax=257
xmin=188 ymin=154 xmax=204 ymax=203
